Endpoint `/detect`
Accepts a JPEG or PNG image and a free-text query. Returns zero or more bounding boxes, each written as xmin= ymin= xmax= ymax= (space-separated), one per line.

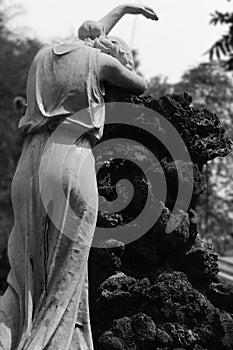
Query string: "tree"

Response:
xmin=0 ymin=0 xmax=41 ymax=273
xmin=209 ymin=0 xmax=233 ymax=70
xmin=174 ymin=62 xmax=233 ymax=136
xmin=174 ymin=62 xmax=233 ymax=255
xmin=145 ymin=75 xmax=172 ymax=99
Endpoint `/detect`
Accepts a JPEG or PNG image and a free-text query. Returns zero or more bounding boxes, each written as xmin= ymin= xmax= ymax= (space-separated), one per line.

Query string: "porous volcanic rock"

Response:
xmin=89 ymin=93 xmax=233 ymax=349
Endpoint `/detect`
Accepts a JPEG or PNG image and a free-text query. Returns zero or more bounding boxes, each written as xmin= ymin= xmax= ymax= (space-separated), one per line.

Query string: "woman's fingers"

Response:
xmin=127 ymin=4 xmax=158 ymax=20
xmin=142 ymin=6 xmax=159 ymax=20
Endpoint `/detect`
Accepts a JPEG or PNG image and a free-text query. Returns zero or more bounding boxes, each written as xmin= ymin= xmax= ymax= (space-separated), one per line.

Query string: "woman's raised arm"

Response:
xmin=99 ymin=52 xmax=147 ymax=95
xmin=99 ymin=4 xmax=158 ymax=35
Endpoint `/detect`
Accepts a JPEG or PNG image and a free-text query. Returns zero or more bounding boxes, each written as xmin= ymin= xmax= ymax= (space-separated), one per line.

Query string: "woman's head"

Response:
xmin=78 ymin=20 xmax=105 ymax=40
xmin=78 ymin=21 xmax=134 ymax=71
xmin=85 ymin=34 xmax=134 ymax=71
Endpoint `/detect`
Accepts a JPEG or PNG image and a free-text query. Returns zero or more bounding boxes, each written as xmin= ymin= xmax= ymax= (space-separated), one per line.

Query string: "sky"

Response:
xmin=12 ymin=0 xmax=233 ymax=83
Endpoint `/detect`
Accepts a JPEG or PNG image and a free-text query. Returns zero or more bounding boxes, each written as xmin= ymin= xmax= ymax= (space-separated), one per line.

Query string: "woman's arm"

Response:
xmin=99 ymin=52 xmax=147 ymax=95
xmin=99 ymin=4 xmax=158 ymax=35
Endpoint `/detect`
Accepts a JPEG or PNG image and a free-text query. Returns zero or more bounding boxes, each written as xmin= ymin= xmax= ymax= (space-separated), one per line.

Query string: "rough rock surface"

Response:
xmin=89 ymin=93 xmax=233 ymax=349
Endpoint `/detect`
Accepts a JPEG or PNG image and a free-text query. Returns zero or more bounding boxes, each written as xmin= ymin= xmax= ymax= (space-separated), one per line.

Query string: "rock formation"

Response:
xmin=88 ymin=93 xmax=233 ymax=350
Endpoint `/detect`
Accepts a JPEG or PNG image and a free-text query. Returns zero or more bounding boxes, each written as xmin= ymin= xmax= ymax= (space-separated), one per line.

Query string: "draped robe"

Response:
xmin=0 ymin=39 xmax=105 ymax=350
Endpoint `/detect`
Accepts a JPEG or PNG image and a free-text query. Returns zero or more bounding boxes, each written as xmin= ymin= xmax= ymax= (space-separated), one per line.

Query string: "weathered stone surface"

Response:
xmin=95 ymin=272 xmax=150 ymax=324
xmin=98 ymin=313 xmax=158 ymax=350
xmin=89 ymin=93 xmax=233 ymax=350
xmin=160 ymin=158 xmax=206 ymax=209
xmin=95 ymin=271 xmax=233 ymax=349
xmin=207 ymin=280 xmax=233 ymax=314
xmin=122 ymin=207 xmax=192 ymax=276
xmin=131 ymin=313 xmax=157 ymax=348
xmin=88 ymin=240 xmax=125 ymax=316
xmin=117 ymin=93 xmax=232 ymax=165
xmin=214 ymin=310 xmax=233 ymax=350
xmin=173 ymin=235 xmax=219 ymax=283
xmin=159 ymin=323 xmax=199 ymax=348
xmin=144 ymin=271 xmax=216 ymax=326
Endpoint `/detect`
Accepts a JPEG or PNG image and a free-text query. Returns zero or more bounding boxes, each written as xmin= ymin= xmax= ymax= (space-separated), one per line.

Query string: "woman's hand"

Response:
xmin=125 ymin=4 xmax=158 ymax=21
xmin=99 ymin=4 xmax=158 ymax=35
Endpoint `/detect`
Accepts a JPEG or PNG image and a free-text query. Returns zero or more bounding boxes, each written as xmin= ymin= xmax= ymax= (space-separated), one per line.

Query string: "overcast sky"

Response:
xmin=13 ymin=0 xmax=232 ymax=82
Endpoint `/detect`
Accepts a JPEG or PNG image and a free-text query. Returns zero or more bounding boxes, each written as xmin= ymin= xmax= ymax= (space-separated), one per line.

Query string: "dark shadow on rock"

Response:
xmin=89 ymin=92 xmax=233 ymax=350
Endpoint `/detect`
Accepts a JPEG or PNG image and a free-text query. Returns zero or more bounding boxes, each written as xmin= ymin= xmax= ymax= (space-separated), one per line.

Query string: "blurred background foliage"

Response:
xmin=0 ymin=0 xmax=41 ymax=291
xmin=208 ymin=0 xmax=233 ymax=70
xmin=0 ymin=0 xmax=233 ymax=294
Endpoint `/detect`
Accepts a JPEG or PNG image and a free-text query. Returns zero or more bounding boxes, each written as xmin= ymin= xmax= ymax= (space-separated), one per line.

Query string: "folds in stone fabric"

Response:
xmin=0 ymin=132 xmax=97 ymax=349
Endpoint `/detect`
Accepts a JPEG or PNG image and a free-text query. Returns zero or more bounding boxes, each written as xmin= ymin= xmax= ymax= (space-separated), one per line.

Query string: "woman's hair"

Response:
xmin=78 ymin=20 xmax=105 ymax=40
xmin=78 ymin=21 xmax=134 ymax=71
xmin=86 ymin=35 xmax=134 ymax=71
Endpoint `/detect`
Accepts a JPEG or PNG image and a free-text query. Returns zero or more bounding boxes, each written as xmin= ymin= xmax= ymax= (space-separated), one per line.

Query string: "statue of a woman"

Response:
xmin=0 ymin=4 xmax=157 ymax=349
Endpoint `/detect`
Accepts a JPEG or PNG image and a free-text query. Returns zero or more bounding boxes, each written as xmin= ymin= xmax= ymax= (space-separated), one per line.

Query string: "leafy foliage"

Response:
xmin=144 ymin=75 xmax=172 ymax=99
xmin=209 ymin=0 xmax=233 ymax=70
xmin=0 ymin=1 xmax=41 ymax=265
